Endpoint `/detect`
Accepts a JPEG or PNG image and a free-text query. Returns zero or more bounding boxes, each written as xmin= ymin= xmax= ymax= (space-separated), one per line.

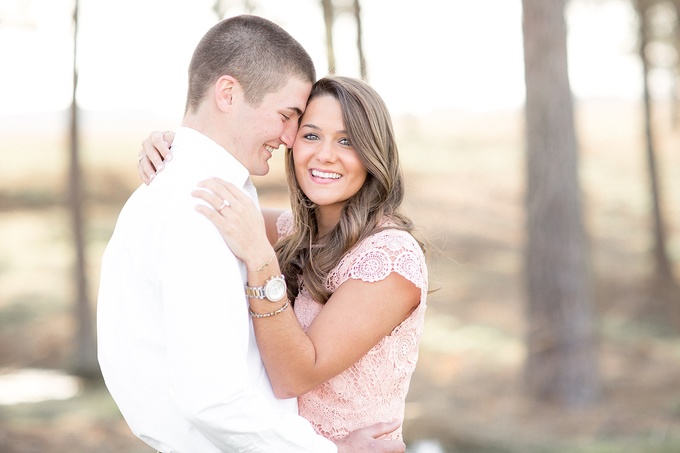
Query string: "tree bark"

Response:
xmin=637 ymin=1 xmax=675 ymax=280
xmin=671 ymin=0 xmax=680 ymax=129
xmin=635 ymin=0 xmax=680 ymax=322
xmin=522 ymin=0 xmax=599 ymax=406
xmin=352 ymin=0 xmax=367 ymax=80
xmin=321 ymin=0 xmax=336 ymax=74
xmin=69 ymin=0 xmax=98 ymax=379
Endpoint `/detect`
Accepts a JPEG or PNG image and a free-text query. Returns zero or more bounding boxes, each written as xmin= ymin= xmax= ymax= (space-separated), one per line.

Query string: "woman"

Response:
xmin=139 ymin=76 xmax=427 ymax=441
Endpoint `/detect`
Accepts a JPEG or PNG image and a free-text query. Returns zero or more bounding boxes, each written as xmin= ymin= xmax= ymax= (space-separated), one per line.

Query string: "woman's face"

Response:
xmin=293 ymin=95 xmax=368 ymax=222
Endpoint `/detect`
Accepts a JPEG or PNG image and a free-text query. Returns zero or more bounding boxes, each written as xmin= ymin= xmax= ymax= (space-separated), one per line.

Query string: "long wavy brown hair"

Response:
xmin=275 ymin=76 xmax=424 ymax=304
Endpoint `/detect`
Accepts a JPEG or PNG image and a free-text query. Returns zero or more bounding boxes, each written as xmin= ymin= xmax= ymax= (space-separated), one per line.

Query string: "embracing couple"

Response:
xmin=97 ymin=14 xmax=428 ymax=453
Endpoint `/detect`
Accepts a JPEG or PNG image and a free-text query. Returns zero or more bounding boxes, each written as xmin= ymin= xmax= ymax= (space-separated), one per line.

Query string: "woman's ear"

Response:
xmin=214 ymin=75 xmax=237 ymax=111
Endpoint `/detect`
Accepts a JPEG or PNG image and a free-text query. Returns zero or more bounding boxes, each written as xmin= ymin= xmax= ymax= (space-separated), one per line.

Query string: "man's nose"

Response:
xmin=281 ymin=121 xmax=298 ymax=148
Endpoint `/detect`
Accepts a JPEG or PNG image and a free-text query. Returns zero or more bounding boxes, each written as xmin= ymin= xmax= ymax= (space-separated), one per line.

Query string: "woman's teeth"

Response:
xmin=311 ymin=169 xmax=341 ymax=180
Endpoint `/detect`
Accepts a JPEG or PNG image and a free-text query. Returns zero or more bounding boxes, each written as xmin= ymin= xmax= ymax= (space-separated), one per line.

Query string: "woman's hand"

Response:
xmin=137 ymin=130 xmax=175 ymax=185
xmin=335 ymin=420 xmax=405 ymax=453
xmin=192 ymin=178 xmax=275 ymax=271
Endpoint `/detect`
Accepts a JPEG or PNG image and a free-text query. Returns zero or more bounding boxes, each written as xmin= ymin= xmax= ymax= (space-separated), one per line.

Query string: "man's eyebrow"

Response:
xmin=287 ymin=107 xmax=304 ymax=117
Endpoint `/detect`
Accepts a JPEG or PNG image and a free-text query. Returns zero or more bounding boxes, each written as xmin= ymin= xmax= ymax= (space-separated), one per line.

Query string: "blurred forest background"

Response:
xmin=1 ymin=0 xmax=680 ymax=451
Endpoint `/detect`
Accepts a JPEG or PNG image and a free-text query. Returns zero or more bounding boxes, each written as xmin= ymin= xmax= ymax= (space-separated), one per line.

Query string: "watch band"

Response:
xmin=245 ymin=274 xmax=286 ymax=301
xmin=245 ymin=285 xmax=267 ymax=299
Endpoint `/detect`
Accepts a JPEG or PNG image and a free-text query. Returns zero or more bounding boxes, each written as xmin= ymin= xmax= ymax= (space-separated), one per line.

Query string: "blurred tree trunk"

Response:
xmin=321 ymin=0 xmax=336 ymax=73
xmin=213 ymin=0 xmax=227 ymax=19
xmin=521 ymin=0 xmax=600 ymax=407
xmin=320 ymin=0 xmax=367 ymax=79
xmin=212 ymin=0 xmax=256 ymax=19
xmin=634 ymin=0 xmax=680 ymax=321
xmin=352 ymin=0 xmax=367 ymax=80
xmin=69 ymin=0 xmax=98 ymax=379
xmin=671 ymin=0 xmax=680 ymax=129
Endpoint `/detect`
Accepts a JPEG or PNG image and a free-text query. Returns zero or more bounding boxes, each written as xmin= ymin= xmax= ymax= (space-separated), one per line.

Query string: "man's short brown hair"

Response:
xmin=185 ymin=15 xmax=316 ymax=113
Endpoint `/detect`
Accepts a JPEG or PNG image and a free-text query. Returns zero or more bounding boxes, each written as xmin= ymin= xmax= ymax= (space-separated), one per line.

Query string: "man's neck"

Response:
xmin=182 ymin=112 xmax=231 ymax=150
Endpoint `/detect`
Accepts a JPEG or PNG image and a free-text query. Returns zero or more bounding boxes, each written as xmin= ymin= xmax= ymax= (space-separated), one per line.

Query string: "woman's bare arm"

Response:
xmin=248 ymin=266 xmax=420 ymax=398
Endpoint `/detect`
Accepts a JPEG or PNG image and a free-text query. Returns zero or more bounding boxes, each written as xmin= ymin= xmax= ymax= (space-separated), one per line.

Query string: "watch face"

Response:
xmin=265 ymin=277 xmax=286 ymax=302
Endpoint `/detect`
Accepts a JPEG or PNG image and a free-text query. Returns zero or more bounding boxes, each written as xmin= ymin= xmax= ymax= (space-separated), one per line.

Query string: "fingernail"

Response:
xmin=165 ymin=153 xmax=173 ymax=162
xmin=158 ymin=163 xmax=164 ymax=171
xmin=149 ymin=173 xmax=155 ymax=181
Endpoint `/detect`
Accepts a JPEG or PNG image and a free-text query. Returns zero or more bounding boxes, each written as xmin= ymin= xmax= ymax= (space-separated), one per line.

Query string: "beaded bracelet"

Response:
xmin=249 ymin=301 xmax=289 ymax=318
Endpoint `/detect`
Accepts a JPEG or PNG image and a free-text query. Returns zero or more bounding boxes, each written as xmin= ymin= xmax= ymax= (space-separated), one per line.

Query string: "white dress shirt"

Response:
xmin=97 ymin=127 xmax=336 ymax=453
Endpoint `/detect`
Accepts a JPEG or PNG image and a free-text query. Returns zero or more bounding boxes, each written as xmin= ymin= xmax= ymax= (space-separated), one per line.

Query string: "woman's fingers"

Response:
xmin=192 ymin=187 xmax=231 ymax=214
xmin=143 ymin=132 xmax=168 ymax=172
xmin=192 ymin=178 xmax=263 ymax=230
xmin=194 ymin=203 xmax=227 ymax=226
xmin=137 ymin=131 xmax=174 ymax=185
xmin=196 ymin=178 xmax=251 ymax=210
xmin=137 ymin=155 xmax=151 ymax=185
xmin=161 ymin=130 xmax=175 ymax=152
xmin=150 ymin=131 xmax=174 ymax=161
xmin=192 ymin=178 xmax=272 ymax=268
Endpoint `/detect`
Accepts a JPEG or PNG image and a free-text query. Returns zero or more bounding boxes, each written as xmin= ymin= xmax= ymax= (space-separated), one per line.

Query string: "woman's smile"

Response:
xmin=293 ymin=95 xmax=368 ymax=221
xmin=309 ymin=168 xmax=343 ymax=181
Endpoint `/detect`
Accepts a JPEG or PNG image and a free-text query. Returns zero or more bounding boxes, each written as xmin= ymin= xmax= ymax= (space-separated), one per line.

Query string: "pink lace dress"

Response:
xmin=277 ymin=212 xmax=428 ymax=441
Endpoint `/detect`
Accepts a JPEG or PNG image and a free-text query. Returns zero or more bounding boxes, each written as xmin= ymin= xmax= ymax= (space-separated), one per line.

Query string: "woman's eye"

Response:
xmin=339 ymin=138 xmax=351 ymax=147
xmin=303 ymin=133 xmax=319 ymax=141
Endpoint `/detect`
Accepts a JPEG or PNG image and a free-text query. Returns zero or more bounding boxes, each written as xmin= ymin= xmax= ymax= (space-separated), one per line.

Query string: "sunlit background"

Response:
xmin=1 ymin=0 xmax=650 ymax=117
xmin=1 ymin=0 xmax=680 ymax=452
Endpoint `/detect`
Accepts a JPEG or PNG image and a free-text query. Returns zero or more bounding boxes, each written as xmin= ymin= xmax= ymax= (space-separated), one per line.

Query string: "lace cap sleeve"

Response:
xmin=330 ymin=229 xmax=428 ymax=294
xmin=275 ymin=211 xmax=295 ymax=240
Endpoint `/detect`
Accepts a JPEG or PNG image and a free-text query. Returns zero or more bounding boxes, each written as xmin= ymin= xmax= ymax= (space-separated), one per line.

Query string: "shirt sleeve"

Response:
xmin=337 ymin=229 xmax=428 ymax=293
xmin=160 ymin=203 xmax=336 ymax=452
xmin=276 ymin=210 xmax=295 ymax=240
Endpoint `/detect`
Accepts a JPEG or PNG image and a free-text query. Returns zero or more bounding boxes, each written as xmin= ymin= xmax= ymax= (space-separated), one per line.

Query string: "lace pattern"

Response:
xmin=276 ymin=210 xmax=295 ymax=238
xmin=276 ymin=212 xmax=428 ymax=440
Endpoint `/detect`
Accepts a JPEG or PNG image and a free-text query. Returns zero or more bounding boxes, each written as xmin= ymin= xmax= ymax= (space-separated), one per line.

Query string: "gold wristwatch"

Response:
xmin=245 ymin=274 xmax=287 ymax=302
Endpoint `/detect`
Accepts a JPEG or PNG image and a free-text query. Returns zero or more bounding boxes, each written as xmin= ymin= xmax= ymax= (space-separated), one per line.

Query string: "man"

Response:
xmin=97 ymin=15 xmax=403 ymax=453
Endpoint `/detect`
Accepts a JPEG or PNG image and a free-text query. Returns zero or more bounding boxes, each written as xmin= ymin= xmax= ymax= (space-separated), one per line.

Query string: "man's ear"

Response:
xmin=214 ymin=75 xmax=237 ymax=111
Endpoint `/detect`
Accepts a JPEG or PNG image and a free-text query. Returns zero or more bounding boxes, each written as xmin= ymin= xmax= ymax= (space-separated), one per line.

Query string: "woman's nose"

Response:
xmin=315 ymin=142 xmax=336 ymax=163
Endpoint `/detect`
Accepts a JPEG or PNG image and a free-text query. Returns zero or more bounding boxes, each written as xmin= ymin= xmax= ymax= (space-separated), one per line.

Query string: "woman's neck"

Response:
xmin=315 ymin=205 xmax=342 ymax=238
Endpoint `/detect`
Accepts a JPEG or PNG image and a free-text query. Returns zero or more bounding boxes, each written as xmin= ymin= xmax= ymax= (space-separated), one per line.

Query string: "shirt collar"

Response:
xmin=170 ymin=126 xmax=251 ymax=189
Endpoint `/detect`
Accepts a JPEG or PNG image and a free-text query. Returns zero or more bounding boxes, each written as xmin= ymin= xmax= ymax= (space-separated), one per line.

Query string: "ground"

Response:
xmin=0 ymin=101 xmax=679 ymax=452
